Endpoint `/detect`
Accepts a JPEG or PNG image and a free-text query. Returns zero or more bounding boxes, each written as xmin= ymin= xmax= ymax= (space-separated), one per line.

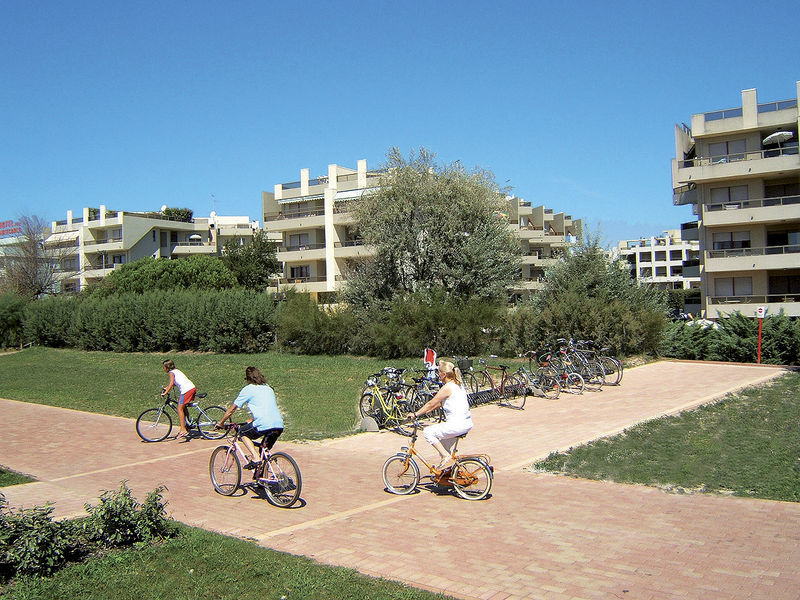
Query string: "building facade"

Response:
xmin=615 ymin=228 xmax=701 ymax=290
xmin=672 ymin=82 xmax=800 ymax=319
xmin=48 ymin=207 xmax=258 ymax=293
xmin=263 ymin=160 xmax=582 ymax=299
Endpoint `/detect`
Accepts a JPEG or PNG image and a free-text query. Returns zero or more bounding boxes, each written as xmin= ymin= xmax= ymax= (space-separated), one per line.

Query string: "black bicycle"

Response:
xmin=136 ymin=389 xmax=228 ymax=442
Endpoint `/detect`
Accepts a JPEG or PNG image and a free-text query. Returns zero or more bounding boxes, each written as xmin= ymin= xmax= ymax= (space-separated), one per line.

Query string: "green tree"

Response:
xmin=220 ymin=230 xmax=280 ymax=290
xmin=344 ymin=147 xmax=521 ymax=304
xmin=90 ymin=255 xmax=237 ymax=297
xmin=523 ymin=233 xmax=668 ymax=355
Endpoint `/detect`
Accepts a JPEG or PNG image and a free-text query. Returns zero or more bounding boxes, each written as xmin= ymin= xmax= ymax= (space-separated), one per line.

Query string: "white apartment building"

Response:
xmin=47 ymin=206 xmax=258 ymax=293
xmin=672 ymin=82 xmax=800 ymax=319
xmin=263 ymin=160 xmax=582 ymax=299
xmin=616 ymin=227 xmax=701 ymax=290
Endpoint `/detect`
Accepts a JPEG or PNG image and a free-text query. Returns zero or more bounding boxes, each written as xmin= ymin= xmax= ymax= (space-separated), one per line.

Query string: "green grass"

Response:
xmin=0 ymin=524 xmax=452 ymax=600
xmin=0 ymin=467 xmax=34 ymax=487
xmin=535 ymin=371 xmax=800 ymax=502
xmin=0 ymin=348 xmax=426 ymax=440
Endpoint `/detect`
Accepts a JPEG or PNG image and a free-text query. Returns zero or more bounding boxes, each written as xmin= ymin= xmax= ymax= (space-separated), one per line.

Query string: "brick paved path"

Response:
xmin=2 ymin=360 xmax=799 ymax=599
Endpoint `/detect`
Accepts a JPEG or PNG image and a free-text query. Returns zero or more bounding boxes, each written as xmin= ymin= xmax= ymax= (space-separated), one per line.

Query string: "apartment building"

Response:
xmin=47 ymin=206 xmax=258 ymax=293
xmin=615 ymin=228 xmax=701 ymax=290
xmin=672 ymin=82 xmax=800 ymax=319
xmin=263 ymin=160 xmax=582 ymax=299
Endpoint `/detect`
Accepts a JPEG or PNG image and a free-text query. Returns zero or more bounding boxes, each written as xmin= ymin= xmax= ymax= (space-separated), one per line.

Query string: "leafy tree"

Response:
xmin=162 ymin=207 xmax=193 ymax=222
xmin=523 ymin=233 xmax=668 ymax=355
xmin=221 ymin=230 xmax=280 ymax=290
xmin=344 ymin=147 xmax=521 ymax=305
xmin=0 ymin=215 xmax=77 ymax=298
xmin=0 ymin=292 xmax=28 ymax=348
xmin=89 ymin=255 xmax=237 ymax=297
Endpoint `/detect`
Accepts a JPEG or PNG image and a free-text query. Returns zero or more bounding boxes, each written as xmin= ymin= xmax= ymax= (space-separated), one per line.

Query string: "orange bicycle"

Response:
xmin=381 ymin=420 xmax=493 ymax=500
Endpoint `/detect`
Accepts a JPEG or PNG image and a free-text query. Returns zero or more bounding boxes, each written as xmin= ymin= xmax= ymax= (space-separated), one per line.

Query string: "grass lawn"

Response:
xmin=0 ymin=347 xmax=427 ymax=440
xmin=534 ymin=371 xmax=800 ymax=502
xmin=0 ymin=467 xmax=34 ymax=487
xmin=0 ymin=524 xmax=451 ymax=600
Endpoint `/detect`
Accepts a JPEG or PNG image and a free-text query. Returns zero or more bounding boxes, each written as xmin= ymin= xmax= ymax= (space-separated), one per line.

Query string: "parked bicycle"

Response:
xmin=382 ymin=420 xmax=493 ymax=500
xmin=209 ymin=423 xmax=302 ymax=508
xmin=359 ymin=368 xmax=415 ymax=435
xmin=516 ymin=350 xmax=560 ymax=399
xmin=545 ymin=345 xmax=586 ymax=394
xmin=136 ymin=389 xmax=228 ymax=442
xmin=559 ymin=338 xmax=605 ymax=391
xmin=580 ymin=340 xmax=624 ymax=386
xmin=468 ymin=357 xmax=526 ymax=409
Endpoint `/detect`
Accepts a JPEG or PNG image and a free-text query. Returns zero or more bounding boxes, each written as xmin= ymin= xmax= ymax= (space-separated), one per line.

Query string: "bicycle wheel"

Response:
xmin=451 ymin=458 xmax=492 ymax=501
xmin=582 ymin=361 xmax=605 ymax=392
xmin=196 ymin=405 xmax=228 ymax=439
xmin=359 ymin=391 xmax=381 ymax=421
xmin=599 ymin=356 xmax=623 ymax=386
xmin=135 ymin=407 xmax=173 ymax=442
xmin=478 ymin=372 xmax=494 ymax=394
xmin=262 ymin=452 xmax=302 ymax=508
xmin=209 ymin=446 xmax=241 ymax=496
xmin=536 ymin=367 xmax=561 ymax=400
xmin=563 ymin=372 xmax=585 ymax=394
xmin=382 ymin=454 xmax=420 ymax=495
xmin=500 ymin=374 xmax=526 ymax=409
xmin=463 ymin=372 xmax=480 ymax=395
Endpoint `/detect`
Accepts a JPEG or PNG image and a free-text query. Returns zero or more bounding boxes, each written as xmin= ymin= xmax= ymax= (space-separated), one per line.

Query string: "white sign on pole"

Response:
xmin=756 ymin=306 xmax=767 ymax=318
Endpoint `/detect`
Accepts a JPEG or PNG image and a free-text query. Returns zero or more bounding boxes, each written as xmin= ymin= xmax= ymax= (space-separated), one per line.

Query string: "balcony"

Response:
xmin=264 ymin=207 xmax=325 ymax=222
xmin=703 ymin=195 xmax=800 ymax=226
xmin=172 ymin=242 xmax=216 ymax=256
xmin=673 ymin=144 xmax=799 ymax=185
xmin=707 ymin=293 xmax=800 ymax=319
xmin=277 ymin=243 xmax=326 ymax=261
xmin=83 ymin=238 xmax=124 ymax=253
xmin=333 ymin=240 xmax=372 ymax=258
xmin=705 ymin=244 xmax=800 ymax=272
xmin=271 ymin=275 xmax=330 ymax=294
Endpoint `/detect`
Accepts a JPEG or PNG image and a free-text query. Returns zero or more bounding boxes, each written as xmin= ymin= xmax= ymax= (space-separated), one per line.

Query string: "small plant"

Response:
xmin=85 ymin=481 xmax=173 ymax=546
xmin=0 ymin=499 xmax=74 ymax=578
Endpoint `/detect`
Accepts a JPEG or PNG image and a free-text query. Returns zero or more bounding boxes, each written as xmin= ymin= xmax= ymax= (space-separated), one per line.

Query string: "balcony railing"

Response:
xmin=334 ymin=240 xmax=364 ymax=247
xmin=708 ymin=244 xmax=800 ymax=259
xmin=83 ymin=237 xmax=123 ymax=246
xmin=264 ymin=208 xmax=326 ymax=221
xmin=704 ymin=107 xmax=743 ymax=121
xmin=274 ymin=276 xmax=327 ymax=284
xmin=710 ymin=293 xmax=800 ymax=305
xmin=279 ymin=243 xmax=325 ymax=252
xmin=706 ymin=194 xmax=800 ymax=212
xmin=757 ymin=99 xmax=797 ymax=113
xmin=678 ymin=143 xmax=798 ymax=168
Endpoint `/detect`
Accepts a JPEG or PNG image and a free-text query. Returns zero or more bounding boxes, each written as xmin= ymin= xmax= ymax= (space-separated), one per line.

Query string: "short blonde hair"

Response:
xmin=438 ymin=360 xmax=462 ymax=386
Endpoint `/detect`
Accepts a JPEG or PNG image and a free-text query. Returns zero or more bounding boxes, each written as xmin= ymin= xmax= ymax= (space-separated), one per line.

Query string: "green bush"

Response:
xmin=0 ymin=293 xmax=28 ymax=348
xmin=275 ymin=291 xmax=355 ymax=355
xmin=85 ymin=482 xmax=173 ymax=547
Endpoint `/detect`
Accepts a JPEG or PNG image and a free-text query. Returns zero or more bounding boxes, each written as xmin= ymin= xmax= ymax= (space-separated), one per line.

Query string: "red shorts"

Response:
xmin=179 ymin=388 xmax=197 ymax=405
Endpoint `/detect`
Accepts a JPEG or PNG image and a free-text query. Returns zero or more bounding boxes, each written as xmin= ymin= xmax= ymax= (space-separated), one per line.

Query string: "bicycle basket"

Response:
xmin=457 ymin=358 xmax=473 ymax=372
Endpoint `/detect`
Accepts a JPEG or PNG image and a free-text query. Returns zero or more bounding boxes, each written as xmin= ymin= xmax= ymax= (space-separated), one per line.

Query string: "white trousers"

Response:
xmin=423 ymin=419 xmax=473 ymax=453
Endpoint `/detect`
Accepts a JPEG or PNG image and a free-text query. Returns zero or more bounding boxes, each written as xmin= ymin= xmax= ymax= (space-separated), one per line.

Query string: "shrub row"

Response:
xmin=23 ymin=289 xmax=276 ymax=353
xmin=660 ymin=312 xmax=800 ymax=365
xmin=0 ymin=482 xmax=174 ymax=581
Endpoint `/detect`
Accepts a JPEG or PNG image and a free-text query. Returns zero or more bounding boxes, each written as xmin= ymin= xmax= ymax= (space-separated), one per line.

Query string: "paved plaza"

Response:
xmin=2 ymin=360 xmax=799 ymax=599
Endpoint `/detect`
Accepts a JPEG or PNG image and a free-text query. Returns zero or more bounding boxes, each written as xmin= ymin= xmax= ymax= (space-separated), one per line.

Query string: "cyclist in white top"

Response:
xmin=407 ymin=360 xmax=473 ymax=470
xmin=161 ymin=359 xmax=197 ymax=440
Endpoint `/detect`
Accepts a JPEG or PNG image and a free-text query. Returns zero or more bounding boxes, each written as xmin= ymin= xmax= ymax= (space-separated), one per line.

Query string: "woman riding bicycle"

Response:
xmin=217 ymin=367 xmax=284 ymax=471
xmin=407 ymin=360 xmax=473 ymax=471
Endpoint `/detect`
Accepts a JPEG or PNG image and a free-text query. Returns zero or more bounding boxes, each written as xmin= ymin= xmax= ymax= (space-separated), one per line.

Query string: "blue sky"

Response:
xmin=1 ymin=1 xmax=798 ymax=247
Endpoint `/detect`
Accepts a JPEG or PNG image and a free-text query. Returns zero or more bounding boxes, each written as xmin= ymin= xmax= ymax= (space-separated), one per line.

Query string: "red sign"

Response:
xmin=0 ymin=220 xmax=21 ymax=238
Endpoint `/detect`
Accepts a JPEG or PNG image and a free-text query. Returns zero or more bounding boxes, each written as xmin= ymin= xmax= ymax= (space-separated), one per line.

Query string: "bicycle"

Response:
xmin=209 ymin=423 xmax=302 ymax=508
xmin=382 ymin=420 xmax=493 ymax=501
xmin=580 ymin=340 xmax=624 ymax=386
xmin=136 ymin=389 xmax=228 ymax=442
xmin=359 ymin=368 xmax=414 ymax=435
xmin=516 ymin=350 xmax=560 ymax=399
xmin=469 ymin=357 xmax=526 ymax=409
xmin=560 ymin=338 xmax=605 ymax=391
xmin=546 ymin=345 xmax=586 ymax=394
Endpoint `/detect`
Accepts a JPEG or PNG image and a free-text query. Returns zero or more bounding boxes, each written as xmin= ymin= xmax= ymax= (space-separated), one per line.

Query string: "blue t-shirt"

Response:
xmin=233 ymin=384 xmax=284 ymax=431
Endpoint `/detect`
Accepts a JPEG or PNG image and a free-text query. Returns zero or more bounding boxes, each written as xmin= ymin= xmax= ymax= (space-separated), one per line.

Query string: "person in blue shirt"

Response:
xmin=217 ymin=366 xmax=284 ymax=470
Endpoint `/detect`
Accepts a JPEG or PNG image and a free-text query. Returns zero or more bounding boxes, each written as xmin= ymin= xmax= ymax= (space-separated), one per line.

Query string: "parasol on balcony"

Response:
xmin=762 ymin=131 xmax=794 ymax=146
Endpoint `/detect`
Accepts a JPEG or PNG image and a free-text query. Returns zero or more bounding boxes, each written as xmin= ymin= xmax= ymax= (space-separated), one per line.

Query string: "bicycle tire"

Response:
xmin=500 ymin=374 xmax=526 ymax=409
xmin=262 ymin=451 xmax=302 ymax=508
xmin=463 ymin=372 xmax=480 ymax=395
xmin=537 ymin=367 xmax=561 ymax=400
xmin=564 ymin=372 xmax=585 ymax=394
xmin=359 ymin=391 xmax=381 ymax=422
xmin=209 ymin=446 xmax=241 ymax=496
xmin=582 ymin=360 xmax=605 ymax=391
xmin=135 ymin=407 xmax=173 ymax=442
xmin=382 ymin=454 xmax=420 ymax=495
xmin=451 ymin=458 xmax=492 ymax=500
xmin=599 ymin=356 xmax=623 ymax=386
xmin=196 ymin=405 xmax=228 ymax=439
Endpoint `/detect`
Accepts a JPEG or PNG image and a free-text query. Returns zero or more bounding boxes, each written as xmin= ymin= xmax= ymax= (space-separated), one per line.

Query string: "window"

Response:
xmin=654 ymin=251 xmax=666 ymax=262
xmin=715 ymin=277 xmax=752 ymax=297
xmin=640 ymin=267 xmax=652 ymax=278
xmin=170 ymin=232 xmax=178 ymax=244
xmin=290 ymin=266 xmax=310 ymax=280
xmin=710 ymin=185 xmax=748 ymax=206
xmin=766 ymin=230 xmax=800 ymax=253
xmin=670 ymin=250 xmax=683 ymax=261
xmin=289 ymin=233 xmax=310 ymax=249
xmin=712 ymin=231 xmax=750 ymax=250
xmin=765 ymin=183 xmax=800 ymax=199
xmin=769 ymin=275 xmax=800 ymax=295
xmin=112 ymin=254 xmax=125 ymax=265
xmin=709 ymin=139 xmax=746 ymax=163
xmin=160 ymin=232 xmax=168 ymax=247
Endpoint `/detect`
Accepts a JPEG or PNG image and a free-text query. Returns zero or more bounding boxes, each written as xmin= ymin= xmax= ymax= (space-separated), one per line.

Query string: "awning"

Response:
xmin=277 ymin=194 xmax=324 ymax=205
xmin=45 ymin=231 xmax=80 ymax=244
xmin=334 ymin=187 xmax=380 ymax=201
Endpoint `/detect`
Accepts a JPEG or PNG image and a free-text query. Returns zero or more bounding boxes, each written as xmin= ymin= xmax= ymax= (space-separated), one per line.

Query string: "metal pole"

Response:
xmin=757 ymin=317 xmax=763 ymax=364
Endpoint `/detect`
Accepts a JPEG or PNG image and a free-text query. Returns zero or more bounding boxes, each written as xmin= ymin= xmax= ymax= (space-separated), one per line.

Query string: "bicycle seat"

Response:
xmin=196 ymin=392 xmax=207 ymax=399
xmin=498 ymin=364 xmax=509 ymax=370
